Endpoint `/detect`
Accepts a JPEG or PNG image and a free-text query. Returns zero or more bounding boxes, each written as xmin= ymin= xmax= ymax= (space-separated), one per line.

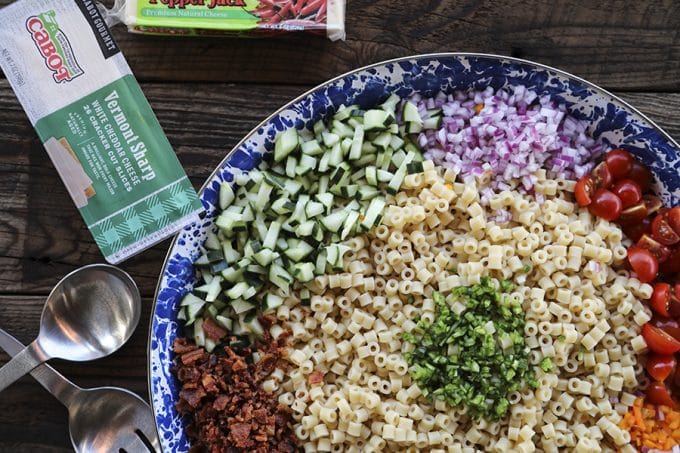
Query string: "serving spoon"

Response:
xmin=0 ymin=264 xmax=141 ymax=393
xmin=0 ymin=326 xmax=160 ymax=452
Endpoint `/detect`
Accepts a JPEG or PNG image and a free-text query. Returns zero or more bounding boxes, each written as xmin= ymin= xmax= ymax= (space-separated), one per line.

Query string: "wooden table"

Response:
xmin=0 ymin=0 xmax=679 ymax=450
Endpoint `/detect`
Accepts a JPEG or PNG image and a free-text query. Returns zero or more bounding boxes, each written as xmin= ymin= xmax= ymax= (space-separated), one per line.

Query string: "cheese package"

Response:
xmin=104 ymin=0 xmax=346 ymax=41
xmin=0 ymin=0 xmax=204 ymax=263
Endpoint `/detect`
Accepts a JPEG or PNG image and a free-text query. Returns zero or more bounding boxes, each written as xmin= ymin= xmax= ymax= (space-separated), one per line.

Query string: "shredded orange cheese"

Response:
xmin=620 ymin=398 xmax=680 ymax=450
xmin=474 ymin=103 xmax=484 ymax=114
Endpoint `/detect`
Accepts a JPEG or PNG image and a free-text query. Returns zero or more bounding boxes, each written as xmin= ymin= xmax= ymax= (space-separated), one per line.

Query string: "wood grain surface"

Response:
xmin=0 ymin=0 xmax=679 ymax=450
xmin=0 ymin=0 xmax=679 ymax=89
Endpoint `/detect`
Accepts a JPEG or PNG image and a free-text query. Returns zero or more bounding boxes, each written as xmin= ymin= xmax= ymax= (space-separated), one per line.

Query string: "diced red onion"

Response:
xmin=412 ymin=85 xmax=602 ymax=197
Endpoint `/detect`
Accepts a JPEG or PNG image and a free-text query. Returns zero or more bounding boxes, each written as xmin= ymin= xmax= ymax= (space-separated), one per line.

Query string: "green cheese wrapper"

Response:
xmin=105 ymin=0 xmax=346 ymax=41
xmin=0 ymin=0 xmax=204 ymax=263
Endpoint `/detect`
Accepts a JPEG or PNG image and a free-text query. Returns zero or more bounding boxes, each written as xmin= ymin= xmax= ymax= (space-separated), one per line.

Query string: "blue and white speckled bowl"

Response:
xmin=148 ymin=53 xmax=680 ymax=451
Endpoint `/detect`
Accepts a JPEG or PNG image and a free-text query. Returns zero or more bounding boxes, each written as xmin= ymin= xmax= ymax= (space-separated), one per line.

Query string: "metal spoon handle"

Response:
xmin=0 ymin=336 xmax=51 ymax=394
xmin=0 ymin=328 xmax=80 ymax=407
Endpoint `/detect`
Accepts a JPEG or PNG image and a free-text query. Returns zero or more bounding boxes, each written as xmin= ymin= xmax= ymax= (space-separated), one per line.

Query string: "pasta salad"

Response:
xmin=170 ymin=85 xmax=677 ymax=452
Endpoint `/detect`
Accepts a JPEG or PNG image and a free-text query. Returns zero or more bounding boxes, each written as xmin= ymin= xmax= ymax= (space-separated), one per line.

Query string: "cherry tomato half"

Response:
xmin=652 ymin=212 xmax=680 ymax=246
xmin=611 ymin=179 xmax=642 ymax=208
xmin=629 ymin=160 xmax=653 ymax=192
xmin=589 ymin=189 xmax=622 ymax=221
xmin=668 ymin=207 xmax=680 ymax=236
xmin=622 ymin=216 xmax=652 ymax=242
xmin=646 ymin=381 xmax=677 ymax=408
xmin=661 ymin=247 xmax=680 ymax=274
xmin=592 ymin=162 xmax=613 ymax=190
xmin=643 ymin=194 xmax=664 ymax=217
xmin=619 ymin=202 xmax=649 ymax=226
xmin=642 ymin=323 xmax=680 ymax=354
xmin=606 ymin=149 xmax=634 ymax=179
xmin=638 ymin=234 xmax=671 ymax=263
xmin=575 ymin=175 xmax=595 ymax=207
xmin=627 ymin=246 xmax=659 ymax=283
xmin=651 ymin=282 xmax=672 ymax=317
xmin=646 ymin=354 xmax=677 ymax=382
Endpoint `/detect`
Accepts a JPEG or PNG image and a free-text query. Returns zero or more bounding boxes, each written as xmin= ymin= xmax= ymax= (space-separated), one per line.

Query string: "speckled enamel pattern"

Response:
xmin=148 ymin=53 xmax=680 ymax=452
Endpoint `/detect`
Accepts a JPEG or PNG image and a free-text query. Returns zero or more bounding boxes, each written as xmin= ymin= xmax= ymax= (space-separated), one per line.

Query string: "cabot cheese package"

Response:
xmin=0 ymin=0 xmax=203 ymax=263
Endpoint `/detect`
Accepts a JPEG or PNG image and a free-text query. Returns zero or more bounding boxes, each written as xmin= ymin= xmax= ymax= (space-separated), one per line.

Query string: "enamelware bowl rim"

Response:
xmin=146 ymin=52 xmax=680 ymax=450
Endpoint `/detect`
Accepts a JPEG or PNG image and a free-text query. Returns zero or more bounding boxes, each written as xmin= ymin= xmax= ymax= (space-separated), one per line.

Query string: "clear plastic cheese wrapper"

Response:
xmin=0 ymin=0 xmax=204 ymax=264
xmin=103 ymin=0 xmax=346 ymax=41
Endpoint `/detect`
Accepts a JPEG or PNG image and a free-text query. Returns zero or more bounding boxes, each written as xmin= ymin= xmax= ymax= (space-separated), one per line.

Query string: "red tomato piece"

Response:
xmin=646 ymin=354 xmax=677 ymax=382
xmin=629 ymin=160 xmax=653 ymax=192
xmin=588 ymin=189 xmax=622 ymax=221
xmin=622 ymin=216 xmax=652 ymax=242
xmin=637 ymin=234 xmax=671 ymax=264
xmin=646 ymin=381 xmax=677 ymax=408
xmin=643 ymin=323 xmax=680 ymax=354
xmin=628 ymin=246 xmax=659 ymax=283
xmin=652 ymin=213 xmax=680 ymax=246
xmin=643 ymin=194 xmax=663 ymax=217
xmin=591 ymin=162 xmax=613 ymax=190
xmin=605 ymin=148 xmax=634 ymax=179
xmin=611 ymin=179 xmax=642 ymax=208
xmin=651 ymin=282 xmax=672 ymax=317
xmin=668 ymin=207 xmax=680 ymax=236
xmin=661 ymin=247 xmax=680 ymax=274
xmin=619 ymin=202 xmax=648 ymax=225
xmin=575 ymin=175 xmax=595 ymax=207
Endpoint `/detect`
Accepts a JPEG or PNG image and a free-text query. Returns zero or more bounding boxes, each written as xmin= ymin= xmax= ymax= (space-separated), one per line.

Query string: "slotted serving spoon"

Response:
xmin=0 ymin=326 xmax=161 ymax=452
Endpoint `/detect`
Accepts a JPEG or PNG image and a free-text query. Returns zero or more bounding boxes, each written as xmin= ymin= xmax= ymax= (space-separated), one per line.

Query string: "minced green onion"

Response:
xmin=402 ymin=277 xmax=536 ymax=420
xmin=539 ymin=357 xmax=553 ymax=372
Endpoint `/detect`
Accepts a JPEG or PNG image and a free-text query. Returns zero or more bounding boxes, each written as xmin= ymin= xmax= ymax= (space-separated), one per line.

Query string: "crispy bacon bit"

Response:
xmin=173 ymin=332 xmax=297 ymax=452
xmin=179 ymin=348 xmax=205 ymax=366
xmin=308 ymin=370 xmax=325 ymax=386
xmin=202 ymin=317 xmax=227 ymax=341
xmin=229 ymin=423 xmax=252 ymax=449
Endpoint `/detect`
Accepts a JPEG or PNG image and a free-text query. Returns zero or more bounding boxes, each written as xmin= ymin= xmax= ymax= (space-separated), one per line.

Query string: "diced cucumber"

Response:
xmin=423 ymin=116 xmax=442 ymax=129
xmin=269 ymin=263 xmax=292 ymax=290
xmin=274 ymin=128 xmax=299 ymax=162
xmin=243 ymin=312 xmax=265 ymax=338
xmin=341 ymin=210 xmax=360 ymax=240
xmin=364 ymin=109 xmax=393 ymax=131
xmin=284 ymin=239 xmax=314 ymax=262
xmin=219 ymin=182 xmax=235 ymax=210
xmin=360 ymin=197 xmax=386 ymax=230
xmin=232 ymin=299 xmax=256 ymax=315
xmin=263 ymin=293 xmax=284 ymax=312
xmin=291 ymin=262 xmax=315 ymax=283
xmin=193 ymin=318 xmax=205 ymax=347
xmin=301 ymin=139 xmax=323 ymax=155
xmin=402 ymin=101 xmax=423 ymax=124
xmin=321 ymin=210 xmax=349 ymax=232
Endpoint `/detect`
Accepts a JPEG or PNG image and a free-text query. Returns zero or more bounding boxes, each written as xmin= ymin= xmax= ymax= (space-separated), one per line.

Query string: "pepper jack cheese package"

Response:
xmin=0 ymin=0 xmax=203 ymax=263
xmin=105 ymin=0 xmax=346 ymax=41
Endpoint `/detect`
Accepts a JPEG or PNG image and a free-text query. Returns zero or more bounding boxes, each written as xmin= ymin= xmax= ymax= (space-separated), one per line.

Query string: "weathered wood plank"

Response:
xmin=1 ymin=83 xmax=680 ymax=297
xmin=0 ymin=0 xmax=679 ymax=89
xmin=0 ymin=296 xmax=152 ymax=452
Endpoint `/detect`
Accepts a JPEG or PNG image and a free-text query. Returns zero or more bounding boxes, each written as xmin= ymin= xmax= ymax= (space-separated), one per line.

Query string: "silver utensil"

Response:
xmin=0 ymin=264 xmax=141 ymax=393
xmin=0 ymin=327 xmax=160 ymax=452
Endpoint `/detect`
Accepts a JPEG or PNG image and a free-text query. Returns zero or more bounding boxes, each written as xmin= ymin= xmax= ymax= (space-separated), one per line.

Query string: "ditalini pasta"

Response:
xmin=271 ymin=162 xmax=650 ymax=452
